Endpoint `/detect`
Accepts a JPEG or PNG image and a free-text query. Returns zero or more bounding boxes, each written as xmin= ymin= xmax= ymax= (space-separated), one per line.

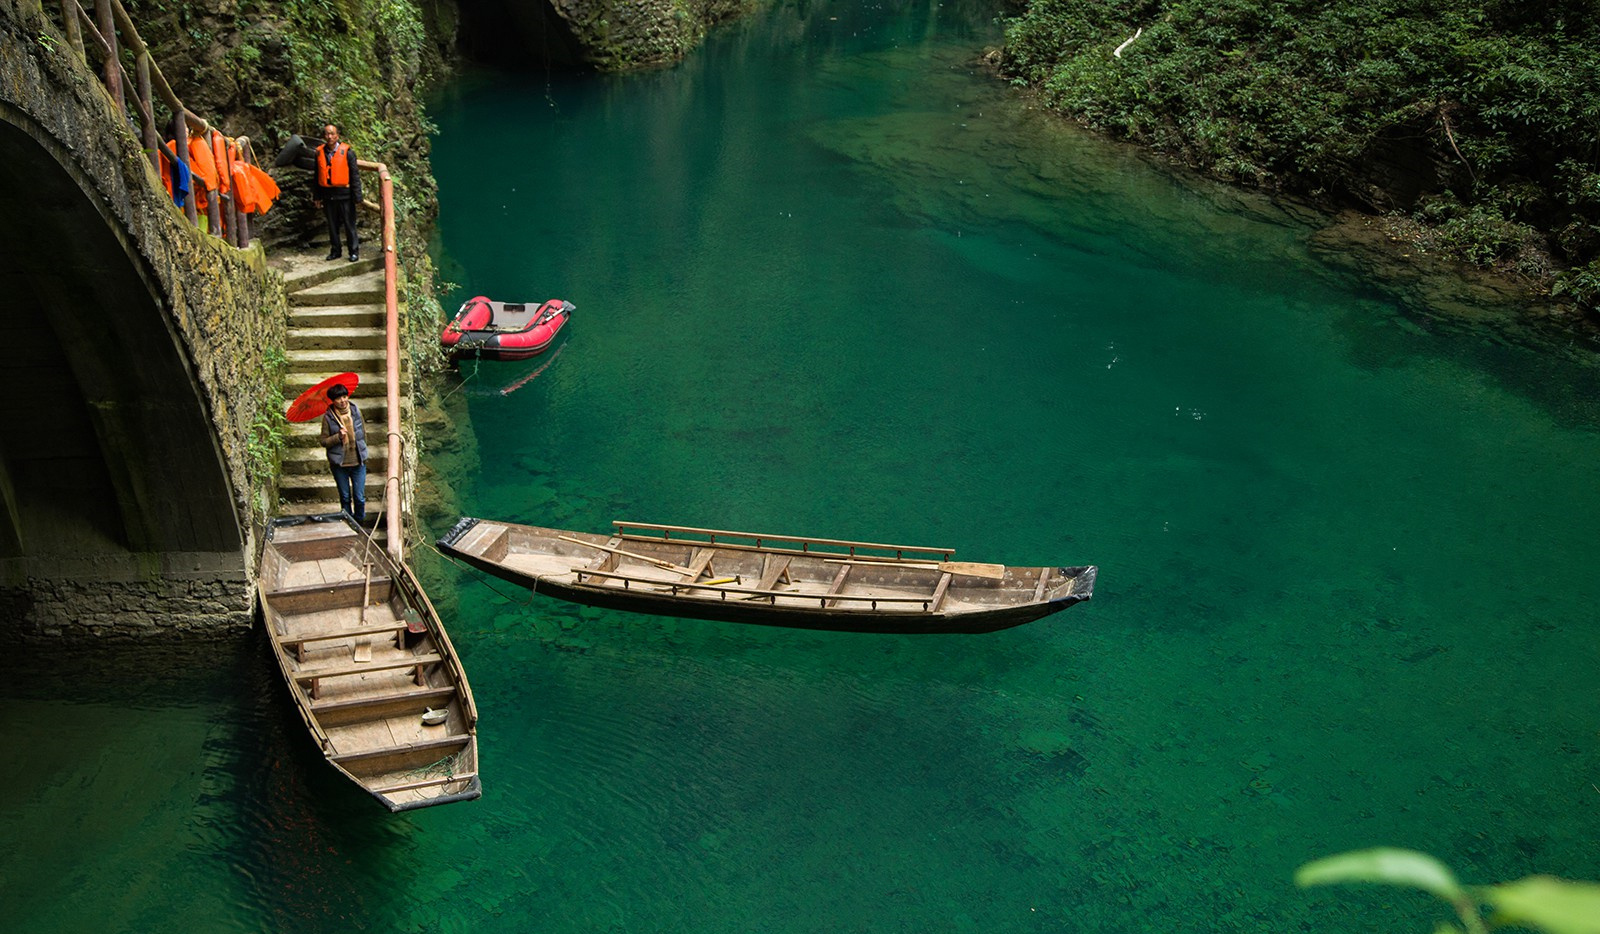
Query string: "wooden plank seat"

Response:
xmin=276 ymin=620 xmax=406 ymax=651
xmin=311 ymin=685 xmax=457 ymax=726
xmin=368 ymin=771 xmax=479 ymax=795
xmin=329 ymin=734 xmax=469 ymax=767
xmin=264 ymin=577 xmax=394 ymax=615
xmin=295 ymin=652 xmax=442 ymax=699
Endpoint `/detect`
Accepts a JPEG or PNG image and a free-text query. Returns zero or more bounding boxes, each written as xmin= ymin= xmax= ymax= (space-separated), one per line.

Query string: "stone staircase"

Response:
xmin=273 ymin=249 xmax=405 ymax=520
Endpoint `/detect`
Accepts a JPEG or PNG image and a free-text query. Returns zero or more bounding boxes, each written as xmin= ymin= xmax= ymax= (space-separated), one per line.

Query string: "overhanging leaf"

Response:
xmin=1483 ymin=876 xmax=1600 ymax=934
xmin=1295 ymin=848 xmax=1464 ymax=903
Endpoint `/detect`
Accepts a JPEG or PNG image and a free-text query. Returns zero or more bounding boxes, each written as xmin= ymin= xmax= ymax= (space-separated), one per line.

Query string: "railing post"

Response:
xmin=59 ymin=0 xmax=85 ymax=61
xmin=172 ymin=113 xmax=198 ymax=226
xmin=92 ymin=0 xmax=123 ymax=114
xmin=134 ymin=53 xmax=159 ymax=176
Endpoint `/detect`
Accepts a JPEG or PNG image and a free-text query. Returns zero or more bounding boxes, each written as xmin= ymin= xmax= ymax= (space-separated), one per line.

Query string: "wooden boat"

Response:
xmin=441 ymin=295 xmax=573 ymax=361
xmin=259 ymin=515 xmax=481 ymax=811
xmin=437 ymin=518 xmax=1096 ymax=634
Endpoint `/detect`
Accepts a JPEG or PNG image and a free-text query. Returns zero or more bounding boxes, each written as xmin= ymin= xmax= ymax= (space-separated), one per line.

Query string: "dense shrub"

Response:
xmin=997 ymin=0 xmax=1600 ymax=307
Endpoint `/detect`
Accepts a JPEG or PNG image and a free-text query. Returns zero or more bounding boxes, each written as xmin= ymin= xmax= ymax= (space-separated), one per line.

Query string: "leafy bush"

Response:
xmin=997 ymin=0 xmax=1600 ymax=306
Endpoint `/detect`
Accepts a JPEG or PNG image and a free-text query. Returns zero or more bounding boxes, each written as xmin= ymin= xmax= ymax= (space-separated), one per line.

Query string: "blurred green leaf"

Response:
xmin=1483 ymin=876 xmax=1600 ymax=934
xmin=1296 ymin=848 xmax=1465 ymax=903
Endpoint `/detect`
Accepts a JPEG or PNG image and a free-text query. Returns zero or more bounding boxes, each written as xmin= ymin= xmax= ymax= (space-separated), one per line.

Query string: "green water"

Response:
xmin=8 ymin=1 xmax=1600 ymax=931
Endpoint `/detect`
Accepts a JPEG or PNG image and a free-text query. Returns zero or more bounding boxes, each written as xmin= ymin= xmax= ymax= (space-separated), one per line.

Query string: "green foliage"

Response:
xmin=1297 ymin=847 xmax=1600 ymax=934
xmin=246 ymin=346 xmax=288 ymax=521
xmin=997 ymin=0 xmax=1600 ymax=301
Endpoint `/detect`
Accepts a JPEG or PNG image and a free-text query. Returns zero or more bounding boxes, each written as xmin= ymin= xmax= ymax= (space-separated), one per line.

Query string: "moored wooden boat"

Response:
xmin=259 ymin=515 xmax=480 ymax=811
xmin=437 ymin=518 xmax=1096 ymax=634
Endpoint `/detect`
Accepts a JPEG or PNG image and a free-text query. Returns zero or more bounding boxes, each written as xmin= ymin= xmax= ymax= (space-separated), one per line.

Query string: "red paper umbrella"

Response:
xmin=285 ymin=372 xmax=359 ymax=423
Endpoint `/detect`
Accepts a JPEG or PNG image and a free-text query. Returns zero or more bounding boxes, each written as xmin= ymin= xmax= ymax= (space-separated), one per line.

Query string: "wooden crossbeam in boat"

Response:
xmin=929 ymin=572 xmax=953 ymax=613
xmin=295 ymin=652 xmax=441 ymax=699
xmin=329 ymin=733 xmax=469 ymax=766
xmin=1033 ymin=567 xmax=1053 ymax=603
xmin=755 ymin=554 xmax=792 ymax=591
xmin=276 ymin=621 xmax=406 ymax=652
xmin=264 ymin=577 xmax=393 ymax=615
xmin=580 ymin=537 xmax=625 ymax=573
xmin=369 ymin=771 xmax=479 ymax=796
xmin=311 ymin=685 xmax=457 ymax=716
xmin=822 ymin=564 xmax=852 ymax=608
xmin=680 ymin=548 xmax=715 ymax=581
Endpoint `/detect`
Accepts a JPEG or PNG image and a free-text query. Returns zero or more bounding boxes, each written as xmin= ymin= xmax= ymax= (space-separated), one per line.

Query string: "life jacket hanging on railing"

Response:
xmin=186 ymin=134 xmax=219 ymax=212
xmin=156 ymin=141 xmax=191 ymax=209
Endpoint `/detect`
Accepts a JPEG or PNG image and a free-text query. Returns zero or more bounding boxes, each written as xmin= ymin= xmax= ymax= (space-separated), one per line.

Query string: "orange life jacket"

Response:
xmin=242 ymin=162 xmax=281 ymax=215
xmin=211 ymin=132 xmax=236 ymax=195
xmin=231 ymin=161 xmax=260 ymax=213
xmin=187 ymin=135 xmax=219 ymax=210
xmin=317 ymin=142 xmax=352 ymax=188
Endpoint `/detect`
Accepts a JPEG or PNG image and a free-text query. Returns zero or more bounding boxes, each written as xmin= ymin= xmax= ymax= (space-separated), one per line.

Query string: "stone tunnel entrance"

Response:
xmin=0 ymin=0 xmax=290 ymax=638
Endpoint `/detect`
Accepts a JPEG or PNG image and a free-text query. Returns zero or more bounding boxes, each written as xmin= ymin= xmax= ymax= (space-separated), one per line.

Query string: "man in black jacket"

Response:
xmin=312 ymin=123 xmax=362 ymax=261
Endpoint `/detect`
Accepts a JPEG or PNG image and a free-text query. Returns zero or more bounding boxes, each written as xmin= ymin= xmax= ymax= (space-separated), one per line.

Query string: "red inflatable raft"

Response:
xmin=441 ymin=296 xmax=574 ymax=361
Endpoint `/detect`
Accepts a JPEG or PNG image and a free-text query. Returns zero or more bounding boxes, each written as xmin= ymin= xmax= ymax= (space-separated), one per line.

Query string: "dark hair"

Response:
xmin=327 ymin=383 xmax=350 ymax=400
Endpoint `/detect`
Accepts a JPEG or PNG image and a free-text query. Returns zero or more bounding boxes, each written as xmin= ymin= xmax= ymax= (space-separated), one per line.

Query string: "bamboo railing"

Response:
xmin=48 ymin=0 xmax=410 ymax=559
xmin=54 ymin=0 xmax=254 ymax=245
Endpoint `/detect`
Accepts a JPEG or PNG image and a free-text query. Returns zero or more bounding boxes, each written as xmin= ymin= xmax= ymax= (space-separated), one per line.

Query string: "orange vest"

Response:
xmin=211 ymin=132 xmax=237 ymax=195
xmin=186 ymin=135 xmax=219 ymax=209
xmin=317 ymin=142 xmax=351 ymax=188
xmin=242 ymin=162 xmax=281 ymax=214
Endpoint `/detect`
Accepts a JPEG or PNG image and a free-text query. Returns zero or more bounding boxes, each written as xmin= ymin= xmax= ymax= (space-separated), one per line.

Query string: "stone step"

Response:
xmin=290 ymin=304 xmax=386 ymax=328
xmin=284 ymin=369 xmax=389 ymax=395
xmin=282 ymin=255 xmax=385 ymax=294
xmin=275 ymin=501 xmax=391 ymax=529
xmin=278 ymin=472 xmax=390 ymax=504
xmin=287 ymin=327 xmax=387 ymax=352
xmin=284 ymin=408 xmax=393 ymax=440
xmin=291 ymin=269 xmax=386 ymax=306
xmin=281 ymin=444 xmax=389 ymax=476
xmin=287 ymin=348 xmax=390 ymax=370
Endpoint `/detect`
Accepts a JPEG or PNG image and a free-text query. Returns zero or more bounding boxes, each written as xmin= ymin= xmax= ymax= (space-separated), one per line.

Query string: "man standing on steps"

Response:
xmin=312 ymin=123 xmax=361 ymax=262
xmin=320 ymin=383 xmax=368 ymax=523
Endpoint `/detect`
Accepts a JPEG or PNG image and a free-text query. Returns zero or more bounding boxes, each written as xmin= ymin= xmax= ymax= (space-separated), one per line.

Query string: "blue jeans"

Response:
xmin=331 ymin=461 xmax=367 ymax=522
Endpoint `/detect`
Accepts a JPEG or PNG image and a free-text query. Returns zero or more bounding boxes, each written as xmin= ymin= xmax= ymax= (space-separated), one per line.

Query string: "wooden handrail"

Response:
xmin=56 ymin=0 xmax=243 ymax=242
xmin=354 ymin=158 xmax=404 ymax=564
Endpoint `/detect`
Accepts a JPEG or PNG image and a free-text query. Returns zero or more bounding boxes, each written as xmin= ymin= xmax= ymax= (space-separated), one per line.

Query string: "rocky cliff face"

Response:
xmin=456 ymin=0 xmax=761 ymax=71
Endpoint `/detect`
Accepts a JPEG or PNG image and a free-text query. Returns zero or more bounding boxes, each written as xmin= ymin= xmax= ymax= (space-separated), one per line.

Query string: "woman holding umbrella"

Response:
xmin=319 ymin=382 xmax=368 ymax=523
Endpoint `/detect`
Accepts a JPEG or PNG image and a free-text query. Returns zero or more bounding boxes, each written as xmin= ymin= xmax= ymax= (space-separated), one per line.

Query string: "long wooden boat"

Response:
xmin=437 ymin=518 xmax=1096 ymax=634
xmin=259 ymin=515 xmax=480 ymax=811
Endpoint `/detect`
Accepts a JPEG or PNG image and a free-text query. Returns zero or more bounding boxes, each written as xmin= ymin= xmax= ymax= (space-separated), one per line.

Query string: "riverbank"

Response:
xmin=990 ymin=0 xmax=1600 ymax=335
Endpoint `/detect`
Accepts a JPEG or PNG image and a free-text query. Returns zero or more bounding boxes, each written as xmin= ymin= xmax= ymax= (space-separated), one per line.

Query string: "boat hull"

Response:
xmin=438 ymin=518 xmax=1095 ymax=635
xmin=260 ymin=514 xmax=482 ymax=811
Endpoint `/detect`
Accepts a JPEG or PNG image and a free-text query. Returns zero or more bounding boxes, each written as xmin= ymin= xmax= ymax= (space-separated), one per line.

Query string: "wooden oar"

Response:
xmin=558 ymin=535 xmax=697 ymax=575
xmin=353 ymin=561 xmax=374 ymax=662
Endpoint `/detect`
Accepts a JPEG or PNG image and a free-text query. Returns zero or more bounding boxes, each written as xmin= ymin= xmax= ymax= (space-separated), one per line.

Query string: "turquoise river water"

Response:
xmin=7 ymin=1 xmax=1600 ymax=931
